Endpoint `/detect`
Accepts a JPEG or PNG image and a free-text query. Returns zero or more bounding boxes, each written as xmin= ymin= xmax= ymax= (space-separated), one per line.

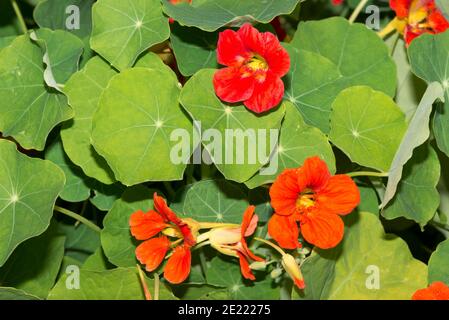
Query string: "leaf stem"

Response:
xmin=54 ymin=205 xmax=102 ymax=233
xmin=346 ymin=171 xmax=389 ymax=178
xmin=74 ymin=200 xmax=88 ymax=228
xmin=153 ymin=273 xmax=160 ymax=301
xmin=348 ymin=0 xmax=369 ymax=23
xmin=389 ymin=32 xmax=400 ymax=56
xmin=10 ymin=0 xmax=28 ymax=35
xmin=253 ymin=237 xmax=285 ymax=256
xmin=136 ymin=264 xmax=152 ymax=301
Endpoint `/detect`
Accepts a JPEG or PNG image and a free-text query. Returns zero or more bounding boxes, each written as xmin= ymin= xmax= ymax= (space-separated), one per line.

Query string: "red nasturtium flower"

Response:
xmin=412 ymin=281 xmax=449 ymax=300
xmin=213 ymin=23 xmax=291 ymax=114
xmin=389 ymin=0 xmax=449 ymax=45
xmin=130 ymin=193 xmax=198 ymax=284
xmin=209 ymin=206 xmax=264 ymax=280
xmin=332 ymin=0 xmax=344 ymax=5
xmin=268 ymin=157 xmax=360 ymax=250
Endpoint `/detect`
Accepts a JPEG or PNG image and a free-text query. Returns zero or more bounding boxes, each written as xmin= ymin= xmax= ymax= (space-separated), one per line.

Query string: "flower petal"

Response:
xmin=316 ymin=174 xmax=360 ymax=216
xmin=297 ymin=156 xmax=331 ymax=192
xmin=262 ymin=32 xmax=291 ymax=77
xmin=153 ymin=192 xmax=196 ymax=246
xmin=268 ymin=214 xmax=301 ymax=249
xmin=269 ymin=168 xmax=300 ymax=216
xmin=428 ymin=10 xmax=449 ymax=33
xmin=412 ymin=281 xmax=449 ymax=300
xmin=217 ymin=29 xmax=250 ymax=67
xmin=153 ymin=192 xmax=179 ymax=223
xmin=241 ymin=205 xmax=258 ymax=237
xmin=237 ymin=252 xmax=256 ymax=281
xmin=129 ymin=210 xmax=166 ymax=240
xmin=244 ymin=73 xmax=284 ymax=113
xmin=390 ymin=0 xmax=410 ymax=18
xmin=135 ymin=236 xmax=170 ymax=272
xmin=238 ymin=23 xmax=265 ymax=55
xmin=239 ymin=206 xmax=264 ymax=262
xmin=213 ymin=67 xmax=255 ymax=103
xmin=164 ymin=245 xmax=192 ymax=284
xmin=300 ymin=211 xmax=344 ymax=249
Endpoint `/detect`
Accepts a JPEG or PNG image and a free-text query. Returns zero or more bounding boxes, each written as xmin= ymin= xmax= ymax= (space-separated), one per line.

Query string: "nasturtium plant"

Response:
xmin=0 ymin=35 xmax=73 ymax=150
xmin=90 ymin=0 xmax=170 ymax=70
xmin=1 ymin=0 xmax=449 ymax=302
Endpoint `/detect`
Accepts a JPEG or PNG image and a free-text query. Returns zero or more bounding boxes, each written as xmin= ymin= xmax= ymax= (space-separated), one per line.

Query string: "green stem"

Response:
xmin=153 ymin=273 xmax=160 ymax=301
xmin=54 ymin=205 xmax=101 ymax=233
xmin=74 ymin=200 xmax=88 ymax=227
xmin=10 ymin=0 xmax=28 ymax=34
xmin=389 ymin=32 xmax=400 ymax=56
xmin=348 ymin=0 xmax=369 ymax=23
xmin=136 ymin=264 xmax=152 ymax=300
xmin=346 ymin=171 xmax=389 ymax=178
xmin=253 ymin=237 xmax=285 ymax=256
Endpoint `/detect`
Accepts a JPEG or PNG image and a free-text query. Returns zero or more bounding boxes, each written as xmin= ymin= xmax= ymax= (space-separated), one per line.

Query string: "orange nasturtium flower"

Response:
xmin=208 ymin=206 xmax=264 ymax=280
xmin=412 ymin=281 xmax=449 ymax=300
xmin=386 ymin=0 xmax=449 ymax=45
xmin=130 ymin=193 xmax=198 ymax=284
xmin=268 ymin=157 xmax=360 ymax=250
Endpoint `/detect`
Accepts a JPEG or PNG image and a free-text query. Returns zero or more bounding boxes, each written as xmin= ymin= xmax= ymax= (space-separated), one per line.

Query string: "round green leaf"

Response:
xmin=162 ymin=0 xmax=300 ymax=32
xmin=295 ymin=212 xmax=428 ymax=300
xmin=82 ymin=248 xmax=114 ymax=272
xmin=32 ymin=28 xmax=84 ymax=87
xmin=382 ymin=144 xmax=440 ymax=227
xmin=0 ymin=140 xmax=65 ymax=266
xmin=58 ymin=222 xmax=101 ymax=263
xmin=171 ymin=179 xmax=249 ymax=224
xmin=92 ymin=67 xmax=192 ymax=185
xmin=408 ymin=31 xmax=449 ymax=157
xmin=101 ymin=185 xmax=155 ymax=267
xmin=0 ymin=35 xmax=16 ymax=51
xmin=33 ymin=0 xmax=95 ymax=66
xmin=90 ymin=0 xmax=170 ymax=70
xmin=61 ymin=56 xmax=117 ymax=184
xmin=286 ymin=17 xmax=396 ymax=133
xmin=428 ymin=238 xmax=449 ymax=284
xmin=89 ymin=182 xmax=126 ymax=212
xmin=0 ymin=35 xmax=73 ymax=150
xmin=0 ymin=224 xmax=65 ymax=299
xmin=245 ymin=101 xmax=335 ymax=188
xmin=206 ymin=256 xmax=280 ymax=300
xmin=0 ymin=288 xmax=40 ymax=300
xmin=48 ymin=267 xmax=176 ymax=300
xmin=170 ymin=22 xmax=219 ymax=77
xmin=180 ymin=69 xmax=285 ymax=183
xmin=45 ymin=140 xmax=91 ymax=203
xmin=389 ymin=37 xmax=426 ymax=121
xmin=34 ymin=0 xmax=94 ymax=40
xmin=329 ymin=86 xmax=407 ymax=172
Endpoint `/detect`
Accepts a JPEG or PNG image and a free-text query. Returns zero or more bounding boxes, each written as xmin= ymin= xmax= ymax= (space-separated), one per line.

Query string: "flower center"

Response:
xmin=296 ymin=188 xmax=315 ymax=211
xmin=408 ymin=0 xmax=432 ymax=28
xmin=245 ymin=54 xmax=268 ymax=72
